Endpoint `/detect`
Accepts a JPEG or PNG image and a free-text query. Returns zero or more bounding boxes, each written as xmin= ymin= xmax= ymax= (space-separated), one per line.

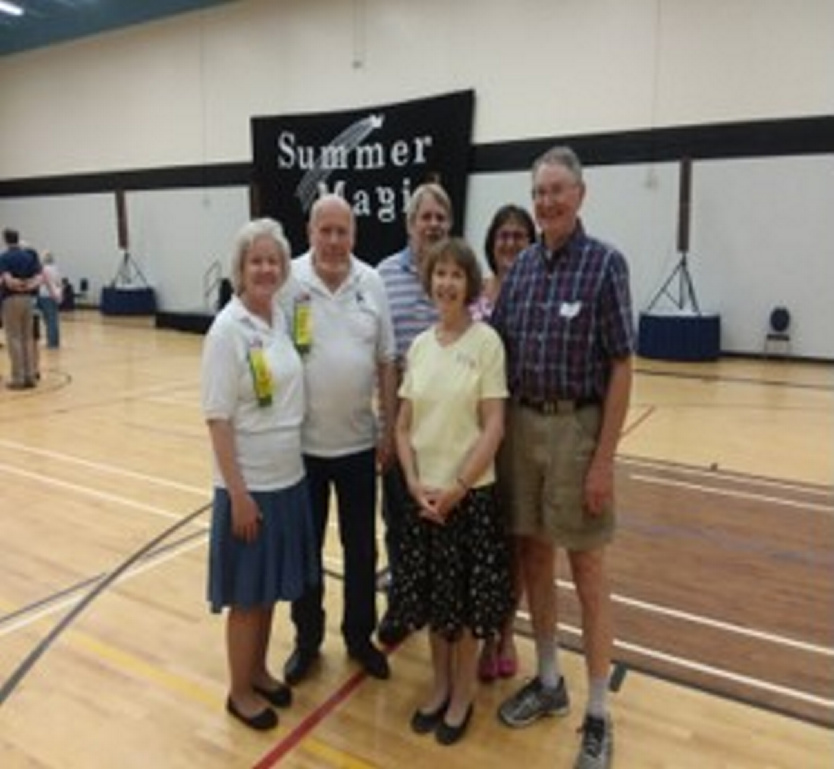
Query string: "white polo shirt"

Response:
xmin=201 ymin=296 xmax=306 ymax=490
xmin=279 ymin=251 xmax=396 ymax=457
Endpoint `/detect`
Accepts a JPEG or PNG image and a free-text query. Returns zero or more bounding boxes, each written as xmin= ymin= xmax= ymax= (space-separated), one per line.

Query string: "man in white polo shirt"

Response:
xmin=279 ymin=194 xmax=398 ymax=684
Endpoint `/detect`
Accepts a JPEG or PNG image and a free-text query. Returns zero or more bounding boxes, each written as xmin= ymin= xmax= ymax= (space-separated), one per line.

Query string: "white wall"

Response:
xmin=465 ymin=156 xmax=834 ymax=358
xmin=1 ymin=0 xmax=832 ymax=357
xmin=2 ymin=0 xmax=831 ymax=175
xmin=127 ymin=188 xmax=249 ymax=311
xmin=0 ymin=189 xmax=249 ymax=310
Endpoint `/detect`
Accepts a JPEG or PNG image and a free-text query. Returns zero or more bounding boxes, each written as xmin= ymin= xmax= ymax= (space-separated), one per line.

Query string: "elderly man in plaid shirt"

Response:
xmin=491 ymin=146 xmax=634 ymax=769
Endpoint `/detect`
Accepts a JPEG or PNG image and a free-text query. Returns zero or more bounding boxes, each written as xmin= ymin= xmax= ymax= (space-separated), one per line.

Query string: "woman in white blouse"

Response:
xmin=201 ymin=218 xmax=318 ymax=731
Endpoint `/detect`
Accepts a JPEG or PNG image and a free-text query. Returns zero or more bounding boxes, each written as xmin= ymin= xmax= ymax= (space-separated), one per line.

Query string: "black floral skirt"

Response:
xmin=388 ymin=484 xmax=514 ymax=641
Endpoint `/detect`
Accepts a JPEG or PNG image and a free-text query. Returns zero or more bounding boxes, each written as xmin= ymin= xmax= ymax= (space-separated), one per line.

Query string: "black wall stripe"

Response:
xmin=472 ymin=114 xmax=834 ymax=171
xmin=0 ymin=162 xmax=252 ymax=198
xmin=1 ymin=115 xmax=831 ymax=198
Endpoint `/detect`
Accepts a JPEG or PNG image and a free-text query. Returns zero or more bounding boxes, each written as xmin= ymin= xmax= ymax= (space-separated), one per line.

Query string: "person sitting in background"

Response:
xmin=59 ymin=278 xmax=75 ymax=311
xmin=201 ymin=218 xmax=318 ymax=732
xmin=391 ymin=237 xmax=512 ymax=746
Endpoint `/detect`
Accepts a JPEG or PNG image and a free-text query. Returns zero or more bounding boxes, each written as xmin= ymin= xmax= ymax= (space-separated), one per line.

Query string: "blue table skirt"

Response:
xmin=101 ymin=287 xmax=156 ymax=316
xmin=638 ymin=312 xmax=721 ymax=361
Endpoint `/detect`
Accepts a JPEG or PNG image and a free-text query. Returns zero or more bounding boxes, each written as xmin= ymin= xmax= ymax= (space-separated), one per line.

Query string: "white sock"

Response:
xmin=535 ymin=637 xmax=560 ymax=688
xmin=587 ymin=676 xmax=609 ymax=718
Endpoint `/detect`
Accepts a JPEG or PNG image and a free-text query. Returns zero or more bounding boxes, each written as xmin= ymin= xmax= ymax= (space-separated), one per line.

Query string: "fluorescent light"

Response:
xmin=0 ymin=1 xmax=24 ymax=17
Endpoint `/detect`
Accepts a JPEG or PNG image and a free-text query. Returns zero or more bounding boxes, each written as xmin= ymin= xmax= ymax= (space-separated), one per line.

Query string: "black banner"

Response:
xmin=251 ymin=90 xmax=474 ymax=264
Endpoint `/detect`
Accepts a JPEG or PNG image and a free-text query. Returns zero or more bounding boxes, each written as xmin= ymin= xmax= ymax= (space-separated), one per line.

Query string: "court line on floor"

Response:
xmin=320 ymin=558 xmax=833 ymax=663
xmin=556 ymin=621 xmax=834 ymax=710
xmin=556 ymin=579 xmax=832 ymax=657
xmin=0 ymin=438 xmax=206 ymax=495
xmin=0 ymin=530 xmax=207 ymax=638
xmin=621 ymin=405 xmax=656 ymax=438
xmin=633 ymin=366 xmax=834 ymax=392
xmin=0 ymin=508 xmax=209 ymax=706
xmin=252 ymin=665 xmax=378 ymax=769
xmin=0 ymin=461 xmax=206 ymax=523
xmin=620 ymin=455 xmax=833 ymax=495
xmin=630 ymin=472 xmax=834 ymax=513
xmin=0 ymin=378 xmax=201 ymax=424
xmin=513 ymin=611 xmax=834 ymax=713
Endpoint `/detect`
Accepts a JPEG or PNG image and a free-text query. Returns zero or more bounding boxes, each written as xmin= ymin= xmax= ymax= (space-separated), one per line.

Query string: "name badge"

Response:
xmin=559 ymin=301 xmax=582 ymax=319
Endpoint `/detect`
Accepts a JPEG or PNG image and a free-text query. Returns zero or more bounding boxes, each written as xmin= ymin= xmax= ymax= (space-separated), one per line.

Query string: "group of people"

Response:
xmin=201 ymin=146 xmax=634 ymax=769
xmin=0 ymin=228 xmax=63 ymax=390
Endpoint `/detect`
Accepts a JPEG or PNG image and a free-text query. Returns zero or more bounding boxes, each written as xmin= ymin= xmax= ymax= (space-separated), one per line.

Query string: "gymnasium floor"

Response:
xmin=0 ymin=310 xmax=831 ymax=768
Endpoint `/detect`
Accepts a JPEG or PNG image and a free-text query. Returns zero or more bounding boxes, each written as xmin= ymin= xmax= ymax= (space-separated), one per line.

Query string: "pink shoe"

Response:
xmin=478 ymin=650 xmax=499 ymax=682
xmin=497 ymin=655 xmax=517 ymax=678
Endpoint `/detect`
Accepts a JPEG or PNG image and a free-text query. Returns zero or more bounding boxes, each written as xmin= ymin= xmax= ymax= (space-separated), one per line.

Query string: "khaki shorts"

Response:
xmin=497 ymin=402 xmax=614 ymax=550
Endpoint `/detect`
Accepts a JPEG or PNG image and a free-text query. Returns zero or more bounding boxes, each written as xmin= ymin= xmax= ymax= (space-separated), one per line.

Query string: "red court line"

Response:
xmin=252 ymin=646 xmax=397 ymax=768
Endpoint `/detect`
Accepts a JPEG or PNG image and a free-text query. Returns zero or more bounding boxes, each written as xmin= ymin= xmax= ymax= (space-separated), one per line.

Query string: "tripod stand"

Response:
xmin=112 ymin=250 xmax=148 ymax=288
xmin=645 ymin=251 xmax=700 ymax=314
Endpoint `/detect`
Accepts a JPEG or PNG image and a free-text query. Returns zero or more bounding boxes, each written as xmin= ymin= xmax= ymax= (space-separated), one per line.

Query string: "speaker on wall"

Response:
xmin=676 ymin=157 xmax=692 ymax=254
xmin=115 ymin=189 xmax=129 ymax=251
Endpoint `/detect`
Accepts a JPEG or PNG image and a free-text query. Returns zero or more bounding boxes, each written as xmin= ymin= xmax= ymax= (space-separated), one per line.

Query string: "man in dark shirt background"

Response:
xmin=0 ymin=228 xmax=42 ymax=389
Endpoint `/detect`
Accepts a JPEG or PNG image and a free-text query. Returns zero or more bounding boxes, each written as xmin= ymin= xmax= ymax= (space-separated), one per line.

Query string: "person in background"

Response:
xmin=376 ymin=182 xmax=452 ymax=646
xmin=201 ymin=218 xmax=318 ymax=732
xmin=473 ymin=204 xmax=536 ymax=683
xmin=279 ymin=194 xmax=397 ymax=686
xmin=391 ymin=237 xmax=512 ymax=746
xmin=472 ymin=204 xmax=537 ymax=321
xmin=0 ymin=228 xmax=42 ymax=389
xmin=37 ymin=251 xmax=63 ymax=349
xmin=491 ymin=147 xmax=634 ymax=769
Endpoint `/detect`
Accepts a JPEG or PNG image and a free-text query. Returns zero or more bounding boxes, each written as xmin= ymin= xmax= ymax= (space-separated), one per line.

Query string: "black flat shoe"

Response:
xmin=347 ymin=643 xmax=390 ymax=680
xmin=410 ymin=697 xmax=450 ymax=734
xmin=225 ymin=697 xmax=278 ymax=731
xmin=283 ymin=647 xmax=320 ymax=686
xmin=435 ymin=704 xmax=474 ymax=746
xmin=253 ymin=682 xmax=292 ymax=708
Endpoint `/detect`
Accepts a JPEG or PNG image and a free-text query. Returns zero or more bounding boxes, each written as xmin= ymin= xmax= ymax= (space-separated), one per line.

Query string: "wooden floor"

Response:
xmin=0 ymin=310 xmax=832 ymax=768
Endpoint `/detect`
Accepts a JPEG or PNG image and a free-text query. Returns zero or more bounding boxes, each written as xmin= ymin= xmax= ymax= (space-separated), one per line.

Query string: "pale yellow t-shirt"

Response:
xmin=399 ymin=321 xmax=508 ymax=489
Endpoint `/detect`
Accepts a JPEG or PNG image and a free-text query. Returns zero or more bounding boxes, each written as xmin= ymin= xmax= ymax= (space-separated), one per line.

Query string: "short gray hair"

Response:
xmin=406 ymin=182 xmax=453 ymax=229
xmin=532 ymin=145 xmax=584 ymax=184
xmin=230 ymin=218 xmax=292 ymax=295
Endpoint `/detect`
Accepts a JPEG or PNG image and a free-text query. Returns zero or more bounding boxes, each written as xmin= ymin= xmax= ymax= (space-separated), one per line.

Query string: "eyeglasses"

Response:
xmin=532 ymin=182 xmax=580 ymax=202
xmin=496 ymin=229 xmax=530 ymax=243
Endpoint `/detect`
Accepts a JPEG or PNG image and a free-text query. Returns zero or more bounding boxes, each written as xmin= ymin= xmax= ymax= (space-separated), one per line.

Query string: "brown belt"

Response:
xmin=516 ymin=396 xmax=600 ymax=415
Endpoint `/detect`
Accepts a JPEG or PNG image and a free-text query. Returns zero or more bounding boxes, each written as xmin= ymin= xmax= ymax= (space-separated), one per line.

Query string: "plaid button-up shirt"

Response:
xmin=491 ymin=222 xmax=634 ymax=403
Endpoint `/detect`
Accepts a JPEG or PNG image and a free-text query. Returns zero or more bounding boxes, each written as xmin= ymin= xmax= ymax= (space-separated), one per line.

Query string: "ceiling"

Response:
xmin=0 ymin=0 xmax=235 ymax=58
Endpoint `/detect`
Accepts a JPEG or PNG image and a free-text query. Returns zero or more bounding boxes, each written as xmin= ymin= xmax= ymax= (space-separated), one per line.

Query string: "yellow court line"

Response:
xmin=0 ymin=599 xmax=217 ymax=710
xmin=70 ymin=631 xmax=219 ymax=708
xmin=300 ymin=739 xmax=380 ymax=769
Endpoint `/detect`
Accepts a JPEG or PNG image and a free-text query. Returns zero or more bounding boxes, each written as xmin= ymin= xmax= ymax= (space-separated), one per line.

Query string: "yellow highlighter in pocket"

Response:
xmin=248 ymin=343 xmax=274 ymax=407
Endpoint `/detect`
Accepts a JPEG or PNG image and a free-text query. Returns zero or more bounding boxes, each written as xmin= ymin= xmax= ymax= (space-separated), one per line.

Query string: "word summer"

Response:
xmin=318 ymin=178 xmax=414 ymax=223
xmin=276 ymin=131 xmax=434 ymax=171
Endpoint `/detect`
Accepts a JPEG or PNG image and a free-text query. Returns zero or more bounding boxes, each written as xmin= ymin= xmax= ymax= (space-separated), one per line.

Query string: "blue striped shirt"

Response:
xmin=377 ymin=246 xmax=438 ymax=367
xmin=491 ymin=222 xmax=634 ymax=402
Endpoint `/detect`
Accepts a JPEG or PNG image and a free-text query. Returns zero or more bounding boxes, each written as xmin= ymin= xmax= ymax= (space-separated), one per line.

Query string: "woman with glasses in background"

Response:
xmin=473 ymin=204 xmax=536 ymax=683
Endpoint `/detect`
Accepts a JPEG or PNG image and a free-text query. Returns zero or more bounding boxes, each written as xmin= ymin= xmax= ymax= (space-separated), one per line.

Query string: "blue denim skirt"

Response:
xmin=207 ymin=479 xmax=319 ymax=613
